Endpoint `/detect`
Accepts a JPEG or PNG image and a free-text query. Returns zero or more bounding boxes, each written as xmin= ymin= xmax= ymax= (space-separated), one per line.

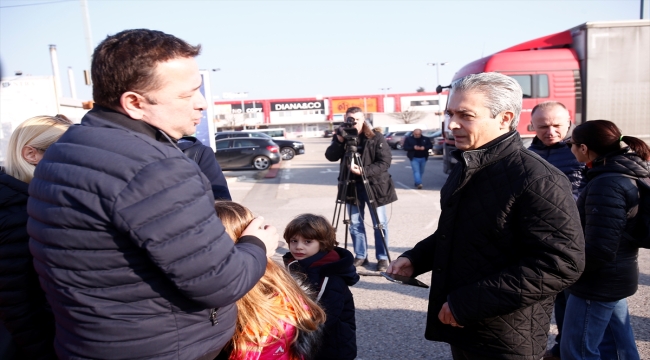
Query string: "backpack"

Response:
xmin=596 ymin=173 xmax=650 ymax=249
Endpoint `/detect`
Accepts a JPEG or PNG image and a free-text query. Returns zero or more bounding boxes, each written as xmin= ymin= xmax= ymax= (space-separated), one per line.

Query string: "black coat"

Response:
xmin=528 ymin=136 xmax=586 ymax=199
xmin=177 ymin=136 xmax=232 ymax=200
xmin=284 ymin=248 xmax=359 ymax=360
xmin=569 ymin=150 xmax=650 ymax=302
xmin=27 ymin=106 xmax=268 ymax=359
xmin=325 ymin=131 xmax=397 ymax=207
xmin=401 ymin=132 xmax=585 ymax=360
xmin=0 ymin=171 xmax=55 ymax=360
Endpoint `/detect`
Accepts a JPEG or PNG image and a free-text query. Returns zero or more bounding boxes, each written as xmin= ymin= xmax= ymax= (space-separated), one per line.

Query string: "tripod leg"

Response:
xmin=352 ymin=153 xmax=392 ymax=263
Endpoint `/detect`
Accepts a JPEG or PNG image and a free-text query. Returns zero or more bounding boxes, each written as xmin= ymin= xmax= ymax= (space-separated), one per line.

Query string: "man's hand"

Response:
xmin=438 ymin=302 xmax=463 ymax=328
xmin=350 ymin=162 xmax=362 ymax=175
xmin=335 ymin=126 xmax=345 ymax=143
xmin=385 ymin=257 xmax=414 ymax=277
xmin=242 ymin=216 xmax=278 ymax=258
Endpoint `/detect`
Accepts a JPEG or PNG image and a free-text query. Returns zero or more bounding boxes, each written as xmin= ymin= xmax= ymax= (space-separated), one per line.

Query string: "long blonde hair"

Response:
xmin=214 ymin=201 xmax=326 ymax=358
xmin=4 ymin=115 xmax=72 ymax=183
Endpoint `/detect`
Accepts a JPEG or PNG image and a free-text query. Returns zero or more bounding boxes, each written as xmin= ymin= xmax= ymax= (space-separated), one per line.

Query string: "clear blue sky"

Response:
xmin=1 ymin=0 xmax=648 ymax=101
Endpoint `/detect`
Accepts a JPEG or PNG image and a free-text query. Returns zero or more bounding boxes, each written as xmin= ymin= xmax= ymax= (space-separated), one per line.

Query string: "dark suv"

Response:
xmin=215 ymin=137 xmax=280 ymax=170
xmin=215 ymin=131 xmax=305 ymax=160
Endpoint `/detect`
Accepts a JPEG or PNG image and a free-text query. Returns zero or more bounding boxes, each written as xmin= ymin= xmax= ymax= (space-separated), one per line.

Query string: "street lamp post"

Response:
xmin=427 ymin=62 xmax=448 ymax=126
xmin=380 ymin=87 xmax=391 ymax=98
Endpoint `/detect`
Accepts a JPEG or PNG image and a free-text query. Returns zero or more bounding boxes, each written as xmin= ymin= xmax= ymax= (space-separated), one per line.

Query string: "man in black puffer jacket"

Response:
xmin=27 ymin=29 xmax=278 ymax=360
xmin=387 ymin=72 xmax=585 ymax=360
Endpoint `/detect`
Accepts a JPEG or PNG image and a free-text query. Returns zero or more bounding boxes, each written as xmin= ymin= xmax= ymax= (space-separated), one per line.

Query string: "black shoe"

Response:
xmin=417 ymin=184 xmax=423 ymax=189
xmin=377 ymin=260 xmax=389 ymax=272
xmin=353 ymin=258 xmax=368 ymax=267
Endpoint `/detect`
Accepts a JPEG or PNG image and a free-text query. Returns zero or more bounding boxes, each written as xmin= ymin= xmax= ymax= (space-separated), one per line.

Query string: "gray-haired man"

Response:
xmin=387 ymin=72 xmax=585 ymax=360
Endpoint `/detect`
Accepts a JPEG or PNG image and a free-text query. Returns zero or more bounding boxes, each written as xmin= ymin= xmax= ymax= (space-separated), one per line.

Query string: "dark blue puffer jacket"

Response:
xmin=284 ymin=247 xmax=359 ymax=360
xmin=177 ymin=136 xmax=232 ymax=200
xmin=27 ymin=107 xmax=267 ymax=360
xmin=0 ymin=170 xmax=55 ymax=360
xmin=528 ymin=136 xmax=586 ymax=199
xmin=570 ymin=149 xmax=650 ymax=302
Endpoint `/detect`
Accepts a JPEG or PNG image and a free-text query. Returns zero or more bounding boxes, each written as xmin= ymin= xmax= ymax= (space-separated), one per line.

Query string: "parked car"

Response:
xmin=215 ymin=137 xmax=280 ymax=170
xmin=385 ymin=131 xmax=410 ymax=149
xmin=215 ymin=131 xmax=305 ymax=160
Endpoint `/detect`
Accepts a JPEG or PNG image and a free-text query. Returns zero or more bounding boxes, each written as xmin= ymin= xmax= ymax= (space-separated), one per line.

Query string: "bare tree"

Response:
xmin=388 ymin=108 xmax=426 ymax=124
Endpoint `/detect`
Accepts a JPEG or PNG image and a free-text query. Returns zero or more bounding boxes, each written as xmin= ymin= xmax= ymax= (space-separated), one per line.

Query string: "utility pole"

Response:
xmin=80 ymin=0 xmax=93 ymax=85
xmin=49 ymin=45 xmax=62 ymax=113
xmin=427 ymin=62 xmax=448 ymax=127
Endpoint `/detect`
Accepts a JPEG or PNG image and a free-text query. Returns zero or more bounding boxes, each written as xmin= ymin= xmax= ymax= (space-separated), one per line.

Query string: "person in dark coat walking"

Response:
xmin=178 ymin=136 xmax=231 ymax=200
xmin=27 ymin=29 xmax=278 ymax=360
xmin=403 ymin=128 xmax=434 ymax=189
xmin=283 ymin=214 xmax=359 ymax=360
xmin=561 ymin=120 xmax=649 ymax=360
xmin=387 ymin=72 xmax=585 ymax=360
xmin=0 ymin=115 xmax=72 ymax=360
xmin=528 ymin=101 xmax=586 ymax=360
xmin=325 ymin=107 xmax=398 ymax=272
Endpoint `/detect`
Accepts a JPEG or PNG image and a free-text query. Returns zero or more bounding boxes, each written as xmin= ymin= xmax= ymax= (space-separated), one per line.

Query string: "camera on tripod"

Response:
xmin=339 ymin=116 xmax=359 ymax=141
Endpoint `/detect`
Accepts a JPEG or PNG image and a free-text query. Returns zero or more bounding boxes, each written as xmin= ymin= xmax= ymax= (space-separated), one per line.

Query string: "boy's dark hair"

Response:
xmin=91 ymin=29 xmax=201 ymax=108
xmin=284 ymin=214 xmax=338 ymax=251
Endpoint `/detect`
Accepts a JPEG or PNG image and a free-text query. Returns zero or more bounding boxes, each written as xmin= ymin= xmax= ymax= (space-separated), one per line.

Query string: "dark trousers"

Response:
xmin=450 ymin=346 xmax=503 ymax=360
xmin=549 ymin=290 xmax=567 ymax=356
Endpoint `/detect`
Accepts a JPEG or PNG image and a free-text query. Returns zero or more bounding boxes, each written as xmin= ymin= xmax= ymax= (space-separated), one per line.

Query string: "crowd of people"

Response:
xmin=0 ymin=28 xmax=648 ymax=360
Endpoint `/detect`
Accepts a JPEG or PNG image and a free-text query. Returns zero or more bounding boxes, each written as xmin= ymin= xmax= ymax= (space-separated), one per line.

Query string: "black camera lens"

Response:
xmin=346 ymin=117 xmax=356 ymax=123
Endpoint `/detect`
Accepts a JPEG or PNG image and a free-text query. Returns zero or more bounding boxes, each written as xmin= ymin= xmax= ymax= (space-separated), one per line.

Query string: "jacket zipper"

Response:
xmin=209 ymin=308 xmax=218 ymax=326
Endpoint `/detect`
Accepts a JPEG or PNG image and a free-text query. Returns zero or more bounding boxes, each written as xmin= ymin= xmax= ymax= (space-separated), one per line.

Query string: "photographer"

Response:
xmin=325 ymin=107 xmax=397 ymax=272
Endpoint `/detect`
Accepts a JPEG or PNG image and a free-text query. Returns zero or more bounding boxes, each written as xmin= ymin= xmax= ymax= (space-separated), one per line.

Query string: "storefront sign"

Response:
xmin=270 ymin=100 xmax=324 ymax=112
xmin=410 ymin=99 xmax=439 ymax=106
xmin=231 ymin=103 xmax=264 ymax=114
xmin=331 ymin=98 xmax=377 ymax=114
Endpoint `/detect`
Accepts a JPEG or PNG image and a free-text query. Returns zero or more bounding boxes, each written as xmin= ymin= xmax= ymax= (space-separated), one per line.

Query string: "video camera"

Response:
xmin=339 ymin=116 xmax=359 ymax=139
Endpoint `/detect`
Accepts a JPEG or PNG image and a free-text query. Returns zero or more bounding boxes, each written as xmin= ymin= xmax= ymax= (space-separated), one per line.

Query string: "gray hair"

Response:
xmin=451 ymin=72 xmax=523 ymax=131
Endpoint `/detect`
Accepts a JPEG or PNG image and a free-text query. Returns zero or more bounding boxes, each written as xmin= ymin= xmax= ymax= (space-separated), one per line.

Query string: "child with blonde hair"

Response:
xmin=282 ymin=214 xmax=359 ymax=360
xmin=214 ymin=201 xmax=325 ymax=360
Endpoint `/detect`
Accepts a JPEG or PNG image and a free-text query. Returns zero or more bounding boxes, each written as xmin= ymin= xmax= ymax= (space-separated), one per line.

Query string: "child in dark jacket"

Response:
xmin=282 ymin=214 xmax=360 ymax=360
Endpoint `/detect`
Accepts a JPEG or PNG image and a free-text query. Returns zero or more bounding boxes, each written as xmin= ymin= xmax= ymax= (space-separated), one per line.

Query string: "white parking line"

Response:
xmin=282 ymin=161 xmax=290 ymax=190
xmin=395 ymin=181 xmax=427 ymax=197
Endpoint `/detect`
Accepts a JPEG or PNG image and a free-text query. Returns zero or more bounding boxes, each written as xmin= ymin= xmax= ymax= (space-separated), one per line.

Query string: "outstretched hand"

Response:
xmin=242 ymin=217 xmax=279 ymax=258
xmin=385 ymin=257 xmax=414 ymax=277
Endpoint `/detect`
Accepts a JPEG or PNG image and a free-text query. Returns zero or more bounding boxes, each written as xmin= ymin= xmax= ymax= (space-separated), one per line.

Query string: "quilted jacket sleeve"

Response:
xmin=362 ymin=134 xmax=392 ymax=179
xmin=448 ymin=174 xmax=585 ymax=324
xmin=111 ymin=156 xmax=266 ymax=308
xmin=581 ymin=176 xmax=635 ymax=272
xmin=401 ymin=231 xmax=438 ymax=276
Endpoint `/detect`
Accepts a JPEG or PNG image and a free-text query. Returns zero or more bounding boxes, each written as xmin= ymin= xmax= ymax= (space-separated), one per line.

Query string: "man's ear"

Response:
xmin=21 ymin=145 xmax=39 ymax=165
xmin=120 ymin=91 xmax=146 ymax=120
xmin=500 ymin=110 xmax=515 ymax=130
